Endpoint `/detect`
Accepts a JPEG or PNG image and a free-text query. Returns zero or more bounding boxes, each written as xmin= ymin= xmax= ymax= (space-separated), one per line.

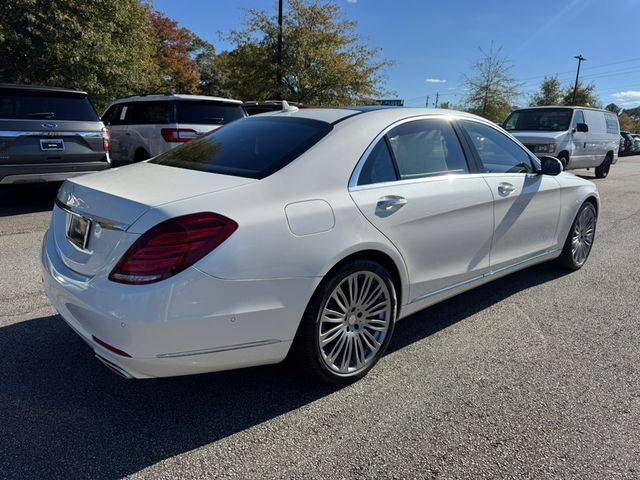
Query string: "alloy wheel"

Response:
xmin=317 ymin=271 xmax=392 ymax=375
xmin=571 ymin=206 xmax=596 ymax=266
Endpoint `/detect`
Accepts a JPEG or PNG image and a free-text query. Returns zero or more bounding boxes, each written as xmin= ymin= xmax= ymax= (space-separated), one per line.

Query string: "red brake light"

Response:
xmin=161 ymin=128 xmax=198 ymax=143
xmin=102 ymin=127 xmax=111 ymax=152
xmin=109 ymin=212 xmax=238 ymax=285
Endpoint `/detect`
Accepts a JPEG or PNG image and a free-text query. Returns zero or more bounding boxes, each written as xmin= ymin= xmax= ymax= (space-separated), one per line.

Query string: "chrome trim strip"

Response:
xmin=54 ymin=198 xmax=129 ymax=232
xmin=0 ymin=130 xmax=103 ymax=138
xmin=349 ymin=172 xmax=488 ymax=192
xmin=95 ymin=355 xmax=134 ymax=379
xmin=156 ymin=339 xmax=282 ymax=358
xmin=409 ymin=249 xmax=560 ymax=305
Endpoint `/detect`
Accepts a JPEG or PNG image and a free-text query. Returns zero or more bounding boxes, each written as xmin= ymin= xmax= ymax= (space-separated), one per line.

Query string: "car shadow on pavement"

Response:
xmin=0 ymin=183 xmax=59 ymax=217
xmin=0 ymin=262 xmax=569 ymax=479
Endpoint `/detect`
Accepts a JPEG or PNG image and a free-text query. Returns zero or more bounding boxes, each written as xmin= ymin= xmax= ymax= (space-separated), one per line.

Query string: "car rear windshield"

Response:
xmin=0 ymin=89 xmax=99 ymax=121
xmin=150 ymin=116 xmax=332 ymax=179
xmin=175 ymin=100 xmax=245 ymax=125
xmin=503 ymin=108 xmax=572 ymax=132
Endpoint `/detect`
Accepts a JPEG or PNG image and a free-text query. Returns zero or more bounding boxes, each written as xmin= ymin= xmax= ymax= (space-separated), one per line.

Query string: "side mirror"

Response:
xmin=576 ymin=122 xmax=589 ymax=133
xmin=538 ymin=156 xmax=563 ymax=176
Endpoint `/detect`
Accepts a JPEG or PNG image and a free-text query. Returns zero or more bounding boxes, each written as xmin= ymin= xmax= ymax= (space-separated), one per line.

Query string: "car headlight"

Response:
xmin=534 ymin=143 xmax=556 ymax=153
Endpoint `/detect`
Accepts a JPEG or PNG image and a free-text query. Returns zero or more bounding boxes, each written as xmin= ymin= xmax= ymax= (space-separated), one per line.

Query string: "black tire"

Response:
xmin=595 ymin=153 xmax=612 ymax=178
xmin=290 ymin=260 xmax=398 ymax=384
xmin=558 ymin=154 xmax=569 ymax=171
xmin=134 ymin=149 xmax=150 ymax=163
xmin=557 ymin=202 xmax=597 ymax=271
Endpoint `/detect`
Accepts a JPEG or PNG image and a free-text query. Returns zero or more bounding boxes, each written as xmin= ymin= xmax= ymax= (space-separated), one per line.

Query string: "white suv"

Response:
xmin=102 ymin=94 xmax=245 ymax=165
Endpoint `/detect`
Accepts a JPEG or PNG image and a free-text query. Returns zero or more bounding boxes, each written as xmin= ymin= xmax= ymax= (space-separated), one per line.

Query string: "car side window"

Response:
xmin=101 ymin=105 xmax=119 ymax=125
xmin=461 ymin=120 xmax=534 ymax=174
xmin=126 ymin=102 xmax=171 ymax=125
xmin=357 ymin=139 xmax=398 ymax=186
xmin=572 ymin=110 xmax=585 ymax=129
xmin=386 ymin=119 xmax=469 ymax=180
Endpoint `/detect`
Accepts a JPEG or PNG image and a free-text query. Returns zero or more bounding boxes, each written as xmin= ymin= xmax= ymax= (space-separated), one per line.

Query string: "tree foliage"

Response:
xmin=463 ymin=45 xmax=522 ymax=122
xmin=215 ymin=0 xmax=392 ymax=105
xmin=530 ymin=76 xmax=563 ymax=106
xmin=148 ymin=10 xmax=200 ymax=94
xmin=561 ymin=80 xmax=598 ymax=107
xmin=619 ymin=113 xmax=640 ymax=133
xmin=0 ymin=0 xmax=159 ymax=110
xmin=605 ymin=103 xmax=620 ymax=114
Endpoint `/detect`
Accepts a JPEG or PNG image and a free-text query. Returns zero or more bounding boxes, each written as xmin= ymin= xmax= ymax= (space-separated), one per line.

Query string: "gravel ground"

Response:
xmin=0 ymin=158 xmax=639 ymax=480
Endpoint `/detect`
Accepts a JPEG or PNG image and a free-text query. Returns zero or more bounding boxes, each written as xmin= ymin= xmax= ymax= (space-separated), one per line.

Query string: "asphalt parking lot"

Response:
xmin=1 ymin=158 xmax=639 ymax=480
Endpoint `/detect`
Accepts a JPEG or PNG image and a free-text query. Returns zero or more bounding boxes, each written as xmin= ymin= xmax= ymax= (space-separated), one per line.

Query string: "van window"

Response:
xmin=572 ymin=111 xmax=585 ymax=129
xmin=503 ymin=108 xmax=572 ymax=132
xmin=604 ymin=113 xmax=619 ymax=134
xmin=125 ymin=102 xmax=172 ymax=125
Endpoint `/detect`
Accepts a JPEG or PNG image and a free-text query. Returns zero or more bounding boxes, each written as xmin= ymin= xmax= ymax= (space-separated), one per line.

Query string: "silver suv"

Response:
xmin=102 ymin=94 xmax=245 ymax=165
xmin=0 ymin=84 xmax=111 ymax=185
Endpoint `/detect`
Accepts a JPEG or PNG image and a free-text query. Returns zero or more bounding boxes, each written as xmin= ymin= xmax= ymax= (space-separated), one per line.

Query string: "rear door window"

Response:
xmin=175 ymin=101 xmax=245 ymax=125
xmin=150 ymin=116 xmax=332 ymax=179
xmin=386 ymin=119 xmax=469 ymax=179
xmin=0 ymin=89 xmax=99 ymax=121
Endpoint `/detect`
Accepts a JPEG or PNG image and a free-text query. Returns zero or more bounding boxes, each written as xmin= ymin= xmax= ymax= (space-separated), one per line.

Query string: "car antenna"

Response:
xmin=281 ymin=100 xmax=299 ymax=113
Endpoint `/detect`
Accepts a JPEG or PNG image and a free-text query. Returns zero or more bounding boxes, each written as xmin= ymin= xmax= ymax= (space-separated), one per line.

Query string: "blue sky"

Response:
xmin=154 ymin=0 xmax=640 ymax=109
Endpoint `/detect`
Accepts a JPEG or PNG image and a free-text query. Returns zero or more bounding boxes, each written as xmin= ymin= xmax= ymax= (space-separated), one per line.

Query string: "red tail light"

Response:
xmin=102 ymin=127 xmax=111 ymax=152
xmin=109 ymin=212 xmax=238 ymax=285
xmin=161 ymin=128 xmax=198 ymax=143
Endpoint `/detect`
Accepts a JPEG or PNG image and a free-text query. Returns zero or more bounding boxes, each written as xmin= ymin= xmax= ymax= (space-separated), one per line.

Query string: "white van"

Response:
xmin=503 ymin=106 xmax=619 ymax=178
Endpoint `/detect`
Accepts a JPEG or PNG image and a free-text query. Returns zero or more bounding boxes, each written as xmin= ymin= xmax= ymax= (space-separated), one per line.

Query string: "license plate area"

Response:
xmin=40 ymin=138 xmax=64 ymax=151
xmin=67 ymin=213 xmax=92 ymax=250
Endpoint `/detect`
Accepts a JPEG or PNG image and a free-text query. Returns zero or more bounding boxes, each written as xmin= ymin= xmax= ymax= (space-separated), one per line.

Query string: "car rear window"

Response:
xmin=175 ymin=101 xmax=245 ymax=125
xmin=150 ymin=116 xmax=332 ymax=179
xmin=0 ymin=89 xmax=99 ymax=121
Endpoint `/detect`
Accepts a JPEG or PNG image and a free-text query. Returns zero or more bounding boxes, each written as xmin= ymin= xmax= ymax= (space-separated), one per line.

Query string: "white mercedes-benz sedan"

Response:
xmin=41 ymin=107 xmax=599 ymax=383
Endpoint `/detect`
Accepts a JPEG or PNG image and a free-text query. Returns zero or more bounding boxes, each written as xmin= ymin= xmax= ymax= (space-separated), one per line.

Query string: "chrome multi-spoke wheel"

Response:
xmin=558 ymin=202 xmax=597 ymax=271
xmin=571 ymin=205 xmax=596 ymax=266
xmin=291 ymin=260 xmax=397 ymax=384
xmin=317 ymin=271 xmax=392 ymax=375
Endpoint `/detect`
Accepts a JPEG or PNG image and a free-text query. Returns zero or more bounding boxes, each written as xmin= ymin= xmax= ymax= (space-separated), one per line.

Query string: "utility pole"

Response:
xmin=572 ymin=54 xmax=586 ymax=106
xmin=277 ymin=0 xmax=284 ymax=100
xmin=425 ymin=96 xmax=430 ymax=108
xmin=434 ymin=92 xmax=439 ymax=108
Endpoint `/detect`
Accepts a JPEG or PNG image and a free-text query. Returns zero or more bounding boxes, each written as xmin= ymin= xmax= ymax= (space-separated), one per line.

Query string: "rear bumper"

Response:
xmin=40 ymin=229 xmax=315 ymax=379
xmin=0 ymin=160 xmax=111 ymax=184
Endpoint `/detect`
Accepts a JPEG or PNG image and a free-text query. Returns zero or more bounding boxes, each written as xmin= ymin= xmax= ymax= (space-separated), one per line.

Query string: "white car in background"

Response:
xmin=503 ymin=106 xmax=619 ymax=178
xmin=101 ymin=94 xmax=245 ymax=165
xmin=42 ymin=107 xmax=599 ymax=384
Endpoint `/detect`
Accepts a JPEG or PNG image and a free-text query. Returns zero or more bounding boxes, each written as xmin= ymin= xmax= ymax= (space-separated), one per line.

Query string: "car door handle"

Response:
xmin=376 ymin=195 xmax=407 ymax=211
xmin=497 ymin=182 xmax=516 ymax=195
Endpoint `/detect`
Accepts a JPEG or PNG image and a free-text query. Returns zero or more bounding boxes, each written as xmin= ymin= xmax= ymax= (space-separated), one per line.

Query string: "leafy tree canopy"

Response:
xmin=215 ymin=0 xmax=393 ymax=105
xmin=0 ymin=0 xmax=159 ymax=110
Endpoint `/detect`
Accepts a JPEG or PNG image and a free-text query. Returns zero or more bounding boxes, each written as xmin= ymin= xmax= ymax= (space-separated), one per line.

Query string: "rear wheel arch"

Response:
xmin=321 ymin=249 xmax=404 ymax=309
xmin=558 ymin=151 xmax=570 ymax=168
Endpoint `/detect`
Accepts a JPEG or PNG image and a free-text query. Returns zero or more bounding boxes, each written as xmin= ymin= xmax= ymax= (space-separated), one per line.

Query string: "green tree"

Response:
xmin=605 ymin=103 xmax=621 ymax=114
xmin=530 ymin=76 xmax=563 ymax=106
xmin=216 ymin=0 xmax=392 ymax=105
xmin=619 ymin=113 xmax=639 ymax=133
xmin=0 ymin=0 xmax=159 ymax=110
xmin=562 ymin=80 xmax=599 ymax=107
xmin=463 ymin=45 xmax=522 ymax=122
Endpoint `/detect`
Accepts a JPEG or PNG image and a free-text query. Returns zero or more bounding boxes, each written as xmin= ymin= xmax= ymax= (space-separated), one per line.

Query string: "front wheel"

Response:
xmin=595 ymin=153 xmax=612 ymax=178
xmin=557 ymin=202 xmax=597 ymax=270
xmin=291 ymin=260 xmax=397 ymax=384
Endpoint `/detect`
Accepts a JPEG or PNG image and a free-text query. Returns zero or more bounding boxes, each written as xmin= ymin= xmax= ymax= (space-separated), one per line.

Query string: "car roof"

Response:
xmin=258 ymin=106 xmax=484 ymax=125
xmin=0 ymin=83 xmax=88 ymax=96
xmin=110 ymin=94 xmax=243 ymax=105
xmin=512 ymin=105 xmax=612 ymax=113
